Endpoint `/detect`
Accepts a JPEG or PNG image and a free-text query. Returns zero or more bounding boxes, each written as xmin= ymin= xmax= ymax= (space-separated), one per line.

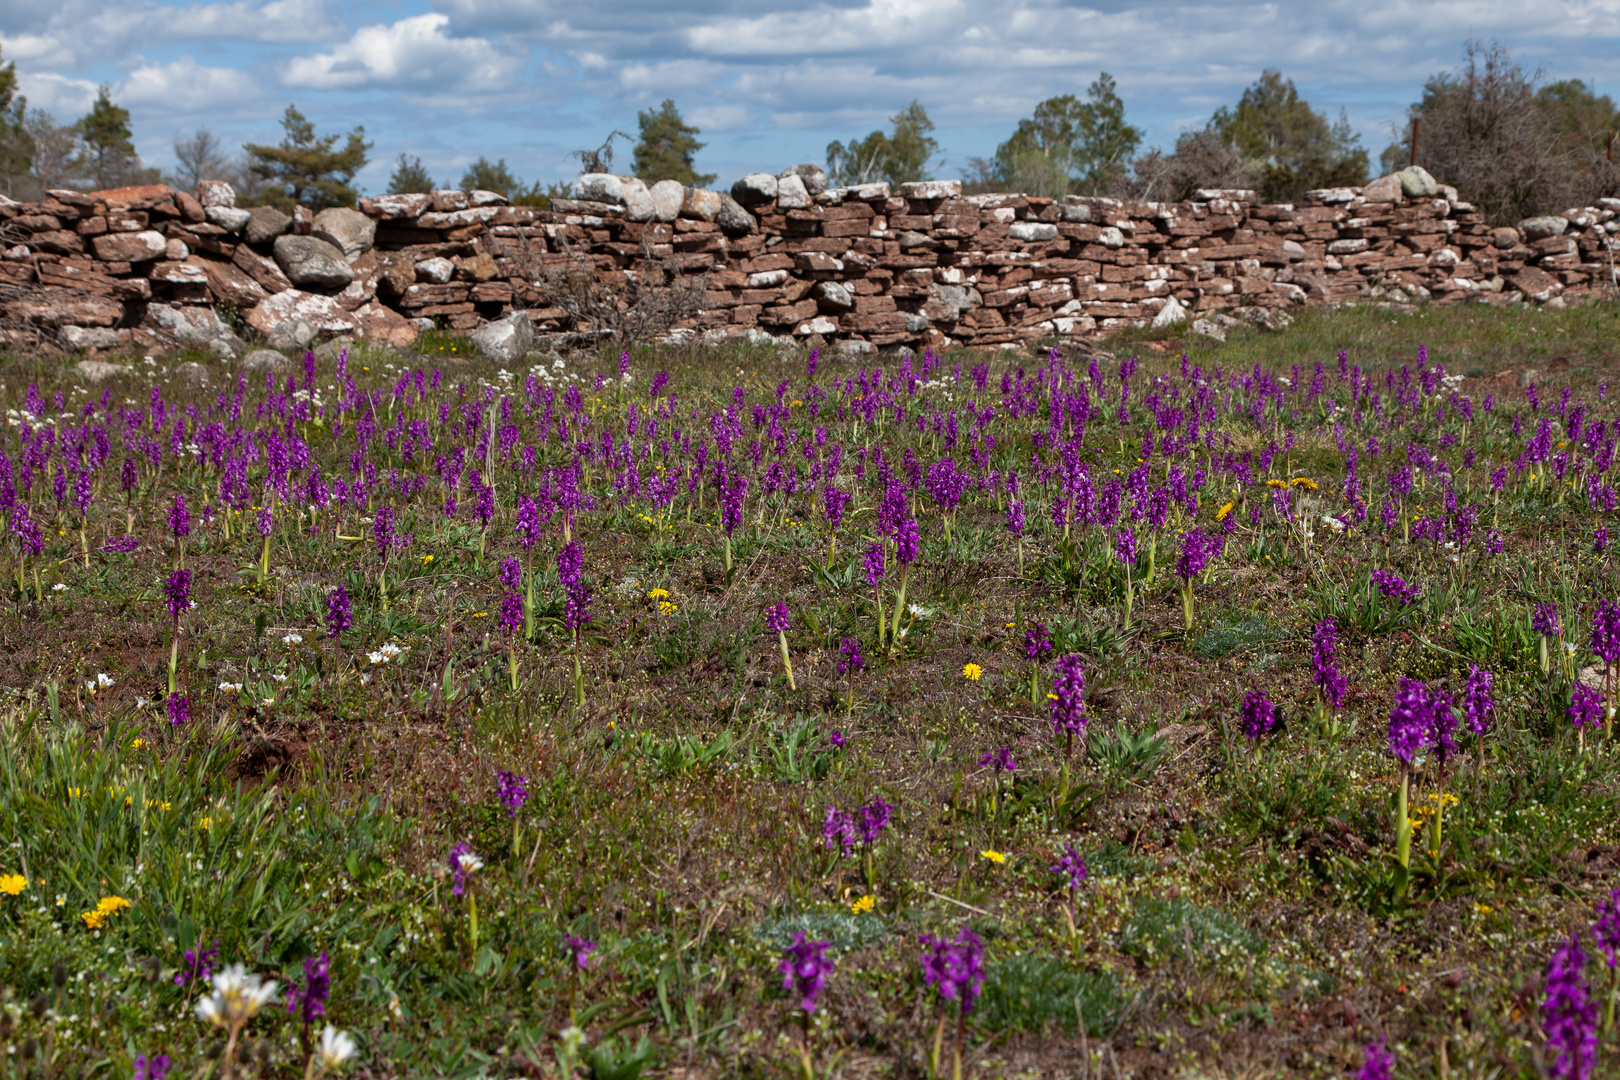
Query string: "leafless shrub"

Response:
xmin=1129 ymin=131 xmax=1250 ymax=202
xmin=1395 ymin=40 xmax=1619 ymax=222
xmin=504 ymin=228 xmax=707 ymax=348
xmin=574 ymin=131 xmax=633 ymax=176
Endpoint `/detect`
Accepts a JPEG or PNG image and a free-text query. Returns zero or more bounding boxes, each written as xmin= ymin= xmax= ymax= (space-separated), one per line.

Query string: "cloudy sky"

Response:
xmin=3 ymin=0 xmax=1618 ymax=194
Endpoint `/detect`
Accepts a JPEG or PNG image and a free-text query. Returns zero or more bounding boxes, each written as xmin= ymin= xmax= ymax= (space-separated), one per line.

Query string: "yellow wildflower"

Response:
xmin=1265 ymin=478 xmax=1288 ymax=489
xmin=850 ymin=894 xmax=875 ymax=914
xmin=0 ymin=874 xmax=26 ymax=896
xmin=646 ymin=588 xmax=670 ymax=601
xmin=1215 ymin=501 xmax=1234 ymax=522
xmin=198 ymin=817 xmax=213 ymax=831
xmin=962 ymin=663 xmax=983 ymax=682
xmin=981 ymin=849 xmax=1006 ymax=864
xmin=80 ymin=895 xmax=131 ymax=931
xmin=658 ymin=601 xmax=678 ymax=616
xmin=471 ymin=611 xmax=487 ymax=618
xmin=132 ymin=738 xmax=146 ymax=750
xmin=1290 ymin=477 xmax=1319 ymax=490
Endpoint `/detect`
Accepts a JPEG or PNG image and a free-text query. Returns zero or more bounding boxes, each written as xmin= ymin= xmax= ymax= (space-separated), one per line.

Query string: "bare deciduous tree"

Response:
xmin=1388 ymin=40 xmax=1619 ymax=222
xmin=24 ymin=108 xmax=77 ymax=193
xmin=1129 ymin=130 xmax=1250 ymax=202
xmin=172 ymin=127 xmax=233 ymax=190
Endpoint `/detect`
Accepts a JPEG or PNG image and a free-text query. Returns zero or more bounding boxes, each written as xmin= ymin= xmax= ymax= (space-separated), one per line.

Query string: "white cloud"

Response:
xmin=687 ymin=104 xmax=752 ymax=132
xmin=14 ymin=70 xmax=99 ymax=117
xmin=282 ymin=13 xmax=519 ymax=92
xmin=116 ymin=57 xmax=262 ymax=113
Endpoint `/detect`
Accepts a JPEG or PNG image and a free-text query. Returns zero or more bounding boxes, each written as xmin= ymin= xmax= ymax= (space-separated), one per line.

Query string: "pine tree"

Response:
xmin=631 ymin=101 xmax=715 ymax=187
xmin=73 ymin=86 xmax=142 ymax=189
xmin=388 ymin=153 xmax=436 ymax=194
xmin=243 ymin=105 xmax=371 ymax=211
xmin=1208 ymin=70 xmax=1368 ymax=200
xmin=986 ymin=73 xmax=1142 ymax=197
xmin=826 ymin=101 xmax=939 ymax=187
xmin=460 ymin=156 xmax=521 ymax=196
xmin=0 ymin=45 xmax=31 ymax=197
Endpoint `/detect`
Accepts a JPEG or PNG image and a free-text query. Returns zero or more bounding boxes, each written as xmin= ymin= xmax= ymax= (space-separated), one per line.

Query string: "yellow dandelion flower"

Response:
xmin=962 ymin=662 xmax=983 ymax=682
xmin=80 ymin=895 xmax=131 ymax=931
xmin=1265 ymin=478 xmax=1288 ymax=489
xmin=658 ymin=600 xmax=678 ymax=616
xmin=0 ymin=874 xmax=26 ymax=896
xmin=1290 ymin=477 xmax=1319 ymax=490
xmin=850 ymin=894 xmax=875 ymax=914
xmin=1215 ymin=501 xmax=1234 ymax=522
xmin=646 ymin=588 xmax=670 ymax=600
xmin=981 ymin=849 xmax=1006 ymax=864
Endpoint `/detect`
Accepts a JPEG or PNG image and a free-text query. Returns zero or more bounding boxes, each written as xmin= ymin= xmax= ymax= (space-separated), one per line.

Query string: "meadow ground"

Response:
xmin=3 ymin=300 xmax=1620 ymax=1079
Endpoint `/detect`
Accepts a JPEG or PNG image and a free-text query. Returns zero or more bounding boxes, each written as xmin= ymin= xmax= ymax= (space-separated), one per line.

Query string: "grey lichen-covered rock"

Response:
xmin=242 ymin=348 xmax=293 ymax=370
xmin=777 ymin=164 xmax=828 ymax=197
xmin=1282 ymin=239 xmax=1307 ymax=261
xmin=1150 ymin=294 xmax=1189 ymax=328
xmin=648 ymin=180 xmax=685 ymax=222
xmin=266 ymin=319 xmax=317 ymax=349
xmin=1008 ymin=221 xmax=1059 ymax=242
xmin=775 ymin=174 xmax=810 ymax=210
xmin=716 ymin=193 xmax=757 ymax=236
xmin=195 ymin=180 xmax=236 ymax=208
xmin=1060 ymin=203 xmax=1092 ymax=223
xmin=1519 ymin=216 xmax=1569 ymax=241
xmin=813 ymin=280 xmax=855 ymax=312
xmin=209 ymin=334 xmax=245 ymax=360
xmin=61 ymin=326 xmax=121 ymax=352
xmin=273 ymin=235 xmax=355 ymax=289
xmin=471 ymin=311 xmax=534 ymax=364
xmin=898 ymin=180 xmax=962 ymax=200
xmin=244 ymin=206 xmax=293 ymax=245
xmin=147 ymin=303 xmax=230 ymax=345
xmin=205 ymin=206 xmax=252 ymax=233
xmin=621 ymin=178 xmax=657 ymax=223
xmin=73 ymin=358 xmax=127 ymax=380
xmin=730 ymin=173 xmax=778 ymax=206
xmin=312 ymin=207 xmax=377 ymax=260
xmin=1396 ymin=166 xmax=1439 ymax=198
xmin=573 ymin=174 xmax=626 ymax=205
xmin=173 ymin=360 xmax=211 ymax=384
xmin=415 ymin=257 xmax=455 ymax=284
xmin=1189 ymin=318 xmax=1227 ymax=342
xmin=1491 ymin=227 xmax=1521 ymax=249
xmin=1362 ymin=173 xmax=1404 ymax=203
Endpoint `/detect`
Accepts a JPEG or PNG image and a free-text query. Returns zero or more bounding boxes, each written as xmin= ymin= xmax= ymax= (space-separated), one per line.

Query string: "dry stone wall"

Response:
xmin=1 ymin=165 xmax=1617 ymax=358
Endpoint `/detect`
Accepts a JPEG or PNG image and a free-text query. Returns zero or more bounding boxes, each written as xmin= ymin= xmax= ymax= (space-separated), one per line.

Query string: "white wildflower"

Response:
xmin=194 ymin=965 xmax=278 ymax=1027
xmin=317 ymin=1025 xmax=357 ymax=1069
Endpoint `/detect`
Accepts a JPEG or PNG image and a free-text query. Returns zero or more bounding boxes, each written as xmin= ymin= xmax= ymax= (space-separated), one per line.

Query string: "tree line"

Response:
xmin=0 ymin=38 xmax=1613 ymax=223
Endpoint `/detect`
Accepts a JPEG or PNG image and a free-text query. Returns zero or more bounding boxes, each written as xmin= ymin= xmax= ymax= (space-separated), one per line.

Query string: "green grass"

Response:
xmin=2 ymin=299 xmax=1620 ymax=1077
